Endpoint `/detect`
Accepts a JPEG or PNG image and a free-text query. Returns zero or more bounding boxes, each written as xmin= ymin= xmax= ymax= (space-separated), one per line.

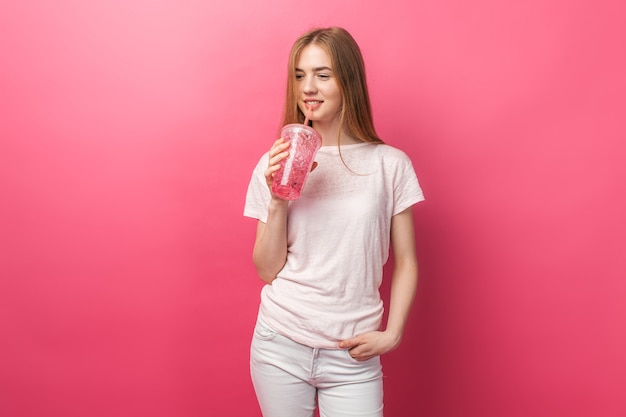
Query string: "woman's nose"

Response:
xmin=303 ymin=75 xmax=317 ymax=93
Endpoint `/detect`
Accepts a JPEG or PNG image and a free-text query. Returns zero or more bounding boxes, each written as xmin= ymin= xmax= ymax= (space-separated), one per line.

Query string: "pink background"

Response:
xmin=1 ymin=1 xmax=625 ymax=416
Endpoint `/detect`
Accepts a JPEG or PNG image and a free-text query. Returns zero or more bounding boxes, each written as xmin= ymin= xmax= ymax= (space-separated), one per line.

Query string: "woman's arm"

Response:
xmin=251 ymin=138 xmax=291 ymax=284
xmin=383 ymin=206 xmax=419 ymax=345
xmin=252 ymin=200 xmax=289 ymax=284
xmin=339 ymin=206 xmax=418 ymax=360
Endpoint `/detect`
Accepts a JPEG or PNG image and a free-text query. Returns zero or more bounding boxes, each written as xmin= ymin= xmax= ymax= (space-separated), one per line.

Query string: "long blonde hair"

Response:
xmin=281 ymin=27 xmax=383 ymax=145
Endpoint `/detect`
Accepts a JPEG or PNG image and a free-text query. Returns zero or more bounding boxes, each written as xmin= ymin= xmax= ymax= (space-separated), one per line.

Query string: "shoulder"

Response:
xmin=376 ymin=144 xmax=413 ymax=164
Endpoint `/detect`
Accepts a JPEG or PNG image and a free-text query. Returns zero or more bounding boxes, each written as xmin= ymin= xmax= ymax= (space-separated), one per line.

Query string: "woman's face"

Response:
xmin=295 ymin=44 xmax=342 ymax=125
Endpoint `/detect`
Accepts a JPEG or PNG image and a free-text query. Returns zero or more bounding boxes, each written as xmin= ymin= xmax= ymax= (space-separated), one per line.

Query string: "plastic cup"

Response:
xmin=271 ymin=123 xmax=322 ymax=200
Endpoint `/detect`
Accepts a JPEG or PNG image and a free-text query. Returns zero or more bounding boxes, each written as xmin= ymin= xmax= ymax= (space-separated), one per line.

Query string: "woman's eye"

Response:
xmin=318 ymin=74 xmax=329 ymax=80
xmin=295 ymin=74 xmax=304 ymax=80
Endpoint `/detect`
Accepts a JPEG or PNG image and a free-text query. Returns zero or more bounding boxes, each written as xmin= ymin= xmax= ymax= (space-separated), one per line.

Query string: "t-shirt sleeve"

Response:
xmin=392 ymin=151 xmax=425 ymax=216
xmin=243 ymin=153 xmax=271 ymax=223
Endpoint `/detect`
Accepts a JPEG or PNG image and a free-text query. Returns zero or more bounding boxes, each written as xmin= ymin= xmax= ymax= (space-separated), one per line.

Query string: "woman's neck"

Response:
xmin=312 ymin=119 xmax=360 ymax=146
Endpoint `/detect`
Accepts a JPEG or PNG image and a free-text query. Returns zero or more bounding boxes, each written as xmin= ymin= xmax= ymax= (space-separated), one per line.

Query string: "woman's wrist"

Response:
xmin=383 ymin=328 xmax=403 ymax=349
xmin=269 ymin=196 xmax=289 ymax=209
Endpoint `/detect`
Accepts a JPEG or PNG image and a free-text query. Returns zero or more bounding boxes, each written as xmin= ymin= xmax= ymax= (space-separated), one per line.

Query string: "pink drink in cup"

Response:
xmin=271 ymin=124 xmax=322 ymax=200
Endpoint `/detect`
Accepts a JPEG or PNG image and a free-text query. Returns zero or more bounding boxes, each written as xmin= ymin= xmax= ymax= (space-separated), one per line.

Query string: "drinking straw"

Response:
xmin=303 ymin=105 xmax=312 ymax=126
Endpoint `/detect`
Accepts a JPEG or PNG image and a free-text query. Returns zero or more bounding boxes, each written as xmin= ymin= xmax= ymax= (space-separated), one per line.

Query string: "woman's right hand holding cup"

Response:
xmin=265 ymin=138 xmax=290 ymax=195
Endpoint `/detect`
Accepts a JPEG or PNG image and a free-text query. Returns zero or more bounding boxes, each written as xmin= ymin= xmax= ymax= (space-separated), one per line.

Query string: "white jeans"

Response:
xmin=250 ymin=319 xmax=384 ymax=417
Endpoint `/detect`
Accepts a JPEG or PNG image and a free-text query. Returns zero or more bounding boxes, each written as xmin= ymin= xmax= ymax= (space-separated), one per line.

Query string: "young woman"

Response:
xmin=244 ymin=27 xmax=425 ymax=417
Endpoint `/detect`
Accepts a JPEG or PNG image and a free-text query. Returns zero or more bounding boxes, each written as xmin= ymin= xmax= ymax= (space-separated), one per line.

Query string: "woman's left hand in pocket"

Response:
xmin=338 ymin=330 xmax=401 ymax=361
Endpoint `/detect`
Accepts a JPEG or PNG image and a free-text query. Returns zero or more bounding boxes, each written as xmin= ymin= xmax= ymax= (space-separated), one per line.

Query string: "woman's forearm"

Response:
xmin=252 ymin=198 xmax=289 ymax=283
xmin=385 ymin=258 xmax=418 ymax=344
xmin=384 ymin=207 xmax=419 ymax=344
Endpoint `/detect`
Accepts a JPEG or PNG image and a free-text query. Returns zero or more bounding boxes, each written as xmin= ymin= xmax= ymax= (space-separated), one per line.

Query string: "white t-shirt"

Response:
xmin=244 ymin=142 xmax=425 ymax=348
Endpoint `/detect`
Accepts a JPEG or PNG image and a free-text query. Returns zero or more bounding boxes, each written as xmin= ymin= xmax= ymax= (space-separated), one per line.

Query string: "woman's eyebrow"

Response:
xmin=295 ymin=66 xmax=333 ymax=72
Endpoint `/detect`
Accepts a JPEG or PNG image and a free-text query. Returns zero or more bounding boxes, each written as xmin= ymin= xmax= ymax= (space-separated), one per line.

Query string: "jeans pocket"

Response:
xmin=345 ymin=349 xmax=361 ymax=364
xmin=253 ymin=319 xmax=278 ymax=341
xmin=344 ymin=349 xmax=380 ymax=365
